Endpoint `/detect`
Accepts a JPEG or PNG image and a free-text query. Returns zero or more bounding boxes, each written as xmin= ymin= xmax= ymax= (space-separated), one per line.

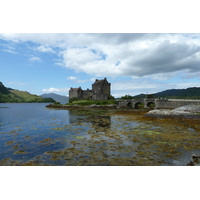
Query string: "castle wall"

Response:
xmin=92 ymin=83 xmax=110 ymax=96
xmin=92 ymin=93 xmax=108 ymax=101
xmin=82 ymin=90 xmax=92 ymax=99
xmin=69 ymin=87 xmax=83 ymax=99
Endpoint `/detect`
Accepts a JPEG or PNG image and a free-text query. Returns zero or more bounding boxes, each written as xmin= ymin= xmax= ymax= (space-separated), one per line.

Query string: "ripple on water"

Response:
xmin=0 ymin=105 xmax=200 ymax=166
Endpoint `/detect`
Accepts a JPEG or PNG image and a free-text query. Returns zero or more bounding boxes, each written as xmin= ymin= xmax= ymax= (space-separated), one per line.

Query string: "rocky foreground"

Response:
xmin=146 ymin=105 xmax=200 ymax=166
xmin=146 ymin=105 xmax=200 ymax=119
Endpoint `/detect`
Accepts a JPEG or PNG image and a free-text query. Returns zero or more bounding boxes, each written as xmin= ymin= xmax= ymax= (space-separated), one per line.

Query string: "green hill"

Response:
xmin=0 ymin=82 xmax=55 ymax=103
xmin=133 ymin=87 xmax=200 ymax=99
xmin=0 ymin=82 xmax=10 ymax=95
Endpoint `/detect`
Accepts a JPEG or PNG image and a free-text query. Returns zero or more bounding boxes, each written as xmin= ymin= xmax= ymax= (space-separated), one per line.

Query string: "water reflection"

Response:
xmin=68 ymin=109 xmax=111 ymax=132
xmin=0 ymin=104 xmax=200 ymax=166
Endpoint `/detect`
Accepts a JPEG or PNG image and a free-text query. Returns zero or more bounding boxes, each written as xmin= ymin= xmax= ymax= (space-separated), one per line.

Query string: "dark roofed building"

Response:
xmin=69 ymin=78 xmax=111 ymax=101
xmin=69 ymin=87 xmax=83 ymax=99
xmin=92 ymin=78 xmax=111 ymax=100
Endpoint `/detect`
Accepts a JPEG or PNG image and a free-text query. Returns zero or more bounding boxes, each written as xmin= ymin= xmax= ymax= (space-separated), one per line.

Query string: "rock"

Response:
xmin=192 ymin=154 xmax=200 ymax=159
xmin=145 ymin=105 xmax=200 ymax=119
xmin=189 ymin=158 xmax=194 ymax=163
xmin=186 ymin=154 xmax=200 ymax=166
xmin=194 ymin=163 xmax=200 ymax=166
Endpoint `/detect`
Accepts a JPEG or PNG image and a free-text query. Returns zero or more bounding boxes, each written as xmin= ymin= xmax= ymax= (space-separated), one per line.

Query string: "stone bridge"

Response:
xmin=118 ymin=98 xmax=200 ymax=109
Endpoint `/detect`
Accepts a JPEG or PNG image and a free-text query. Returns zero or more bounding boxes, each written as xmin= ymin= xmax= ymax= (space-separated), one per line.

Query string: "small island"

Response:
xmin=47 ymin=78 xmax=117 ymax=109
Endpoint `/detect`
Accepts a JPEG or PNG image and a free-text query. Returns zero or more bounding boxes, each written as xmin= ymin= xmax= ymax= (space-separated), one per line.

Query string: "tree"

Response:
xmin=121 ymin=94 xmax=133 ymax=99
xmin=147 ymin=94 xmax=155 ymax=99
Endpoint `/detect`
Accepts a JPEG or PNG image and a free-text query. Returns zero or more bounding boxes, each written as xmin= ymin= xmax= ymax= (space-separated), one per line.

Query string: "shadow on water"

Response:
xmin=0 ymin=104 xmax=200 ymax=166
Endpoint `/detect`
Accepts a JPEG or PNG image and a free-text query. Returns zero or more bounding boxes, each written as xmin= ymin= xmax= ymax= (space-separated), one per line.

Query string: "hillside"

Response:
xmin=0 ymin=82 xmax=10 ymax=95
xmin=133 ymin=87 xmax=200 ymax=99
xmin=0 ymin=82 xmax=55 ymax=103
xmin=40 ymin=93 xmax=69 ymax=104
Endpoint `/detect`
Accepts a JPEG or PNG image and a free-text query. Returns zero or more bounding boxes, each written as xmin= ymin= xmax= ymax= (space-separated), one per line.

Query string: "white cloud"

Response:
xmin=67 ymin=76 xmax=77 ymax=81
xmin=90 ymin=78 xmax=97 ymax=82
xmin=67 ymin=76 xmax=87 ymax=83
xmin=36 ymin=45 xmax=55 ymax=53
xmin=42 ymin=87 xmax=69 ymax=93
xmin=2 ymin=33 xmax=200 ymax=92
xmin=55 ymin=33 xmax=200 ymax=77
xmin=2 ymin=49 xmax=18 ymax=54
xmin=62 ymin=48 xmax=101 ymax=68
xmin=29 ymin=56 xmax=41 ymax=62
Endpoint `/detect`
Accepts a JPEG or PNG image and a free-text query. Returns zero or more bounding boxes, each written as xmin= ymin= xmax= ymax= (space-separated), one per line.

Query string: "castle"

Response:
xmin=69 ymin=78 xmax=111 ymax=101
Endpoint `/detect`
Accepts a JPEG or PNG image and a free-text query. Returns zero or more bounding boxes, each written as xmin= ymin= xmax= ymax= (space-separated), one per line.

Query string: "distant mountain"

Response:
xmin=40 ymin=93 xmax=69 ymax=104
xmin=133 ymin=87 xmax=200 ymax=99
xmin=0 ymin=81 xmax=55 ymax=103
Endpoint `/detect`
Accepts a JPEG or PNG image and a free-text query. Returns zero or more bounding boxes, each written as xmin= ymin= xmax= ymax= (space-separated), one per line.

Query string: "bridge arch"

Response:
xmin=134 ymin=102 xmax=144 ymax=109
xmin=127 ymin=102 xmax=133 ymax=108
xmin=146 ymin=101 xmax=155 ymax=108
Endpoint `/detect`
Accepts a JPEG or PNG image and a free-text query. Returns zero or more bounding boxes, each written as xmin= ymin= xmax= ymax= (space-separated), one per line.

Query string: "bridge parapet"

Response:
xmin=168 ymin=99 xmax=200 ymax=102
xmin=155 ymin=99 xmax=200 ymax=109
xmin=118 ymin=98 xmax=200 ymax=109
xmin=132 ymin=98 xmax=144 ymax=102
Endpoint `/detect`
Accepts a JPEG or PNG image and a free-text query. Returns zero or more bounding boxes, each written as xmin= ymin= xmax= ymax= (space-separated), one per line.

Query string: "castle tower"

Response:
xmin=69 ymin=87 xmax=83 ymax=99
xmin=92 ymin=78 xmax=111 ymax=100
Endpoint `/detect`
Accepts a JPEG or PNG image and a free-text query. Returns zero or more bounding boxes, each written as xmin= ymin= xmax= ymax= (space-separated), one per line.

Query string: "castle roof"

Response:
xmin=93 ymin=78 xmax=108 ymax=85
xmin=70 ymin=87 xmax=82 ymax=91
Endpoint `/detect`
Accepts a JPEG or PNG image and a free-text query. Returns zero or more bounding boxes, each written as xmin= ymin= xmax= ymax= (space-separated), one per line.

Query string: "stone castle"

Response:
xmin=69 ymin=78 xmax=111 ymax=101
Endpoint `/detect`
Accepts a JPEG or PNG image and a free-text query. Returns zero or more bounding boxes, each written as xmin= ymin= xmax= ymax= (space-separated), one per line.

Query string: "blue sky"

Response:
xmin=1 ymin=33 xmax=200 ymax=97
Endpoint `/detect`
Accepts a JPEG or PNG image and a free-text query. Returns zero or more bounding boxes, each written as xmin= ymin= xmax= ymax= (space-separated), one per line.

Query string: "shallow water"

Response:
xmin=0 ymin=103 xmax=200 ymax=166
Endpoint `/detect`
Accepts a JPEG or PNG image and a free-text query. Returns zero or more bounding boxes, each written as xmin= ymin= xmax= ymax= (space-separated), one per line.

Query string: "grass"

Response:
xmin=66 ymin=100 xmax=117 ymax=106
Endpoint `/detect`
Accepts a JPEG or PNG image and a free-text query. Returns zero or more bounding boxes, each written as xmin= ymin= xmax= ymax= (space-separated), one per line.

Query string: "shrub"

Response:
xmin=69 ymin=97 xmax=79 ymax=103
xmin=66 ymin=99 xmax=117 ymax=106
xmin=53 ymin=102 xmax=61 ymax=105
xmin=121 ymin=95 xmax=133 ymax=99
xmin=108 ymin=95 xmax=115 ymax=100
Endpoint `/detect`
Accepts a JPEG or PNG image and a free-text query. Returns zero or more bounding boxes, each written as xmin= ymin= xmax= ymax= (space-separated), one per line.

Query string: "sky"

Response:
xmin=1 ymin=33 xmax=200 ymax=98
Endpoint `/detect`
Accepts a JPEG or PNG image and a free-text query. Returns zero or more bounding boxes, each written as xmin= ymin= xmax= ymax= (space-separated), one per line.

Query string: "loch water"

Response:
xmin=0 ymin=103 xmax=200 ymax=166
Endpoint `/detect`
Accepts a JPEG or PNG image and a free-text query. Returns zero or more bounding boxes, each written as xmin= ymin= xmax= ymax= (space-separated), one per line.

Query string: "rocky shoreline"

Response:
xmin=46 ymin=104 xmax=200 ymax=166
xmin=145 ymin=105 xmax=200 ymax=119
xmin=186 ymin=154 xmax=200 ymax=166
xmin=145 ymin=105 xmax=200 ymax=166
xmin=46 ymin=104 xmax=118 ymax=109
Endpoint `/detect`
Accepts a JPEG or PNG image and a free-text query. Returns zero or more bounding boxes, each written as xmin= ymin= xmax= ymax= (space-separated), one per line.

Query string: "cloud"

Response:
xmin=2 ymin=49 xmax=18 ymax=54
xmin=0 ymin=42 xmax=18 ymax=54
xmin=90 ymin=78 xmax=97 ymax=82
xmin=2 ymin=33 xmax=200 ymax=79
xmin=29 ymin=56 xmax=41 ymax=62
xmin=7 ymin=81 xmax=33 ymax=86
xmin=62 ymin=48 xmax=102 ymax=68
xmin=67 ymin=76 xmax=87 ymax=83
xmin=42 ymin=87 xmax=69 ymax=93
xmin=36 ymin=45 xmax=55 ymax=53
xmin=59 ymin=35 xmax=200 ymax=78
xmin=67 ymin=76 xmax=77 ymax=81
xmin=125 ymin=40 xmax=200 ymax=76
